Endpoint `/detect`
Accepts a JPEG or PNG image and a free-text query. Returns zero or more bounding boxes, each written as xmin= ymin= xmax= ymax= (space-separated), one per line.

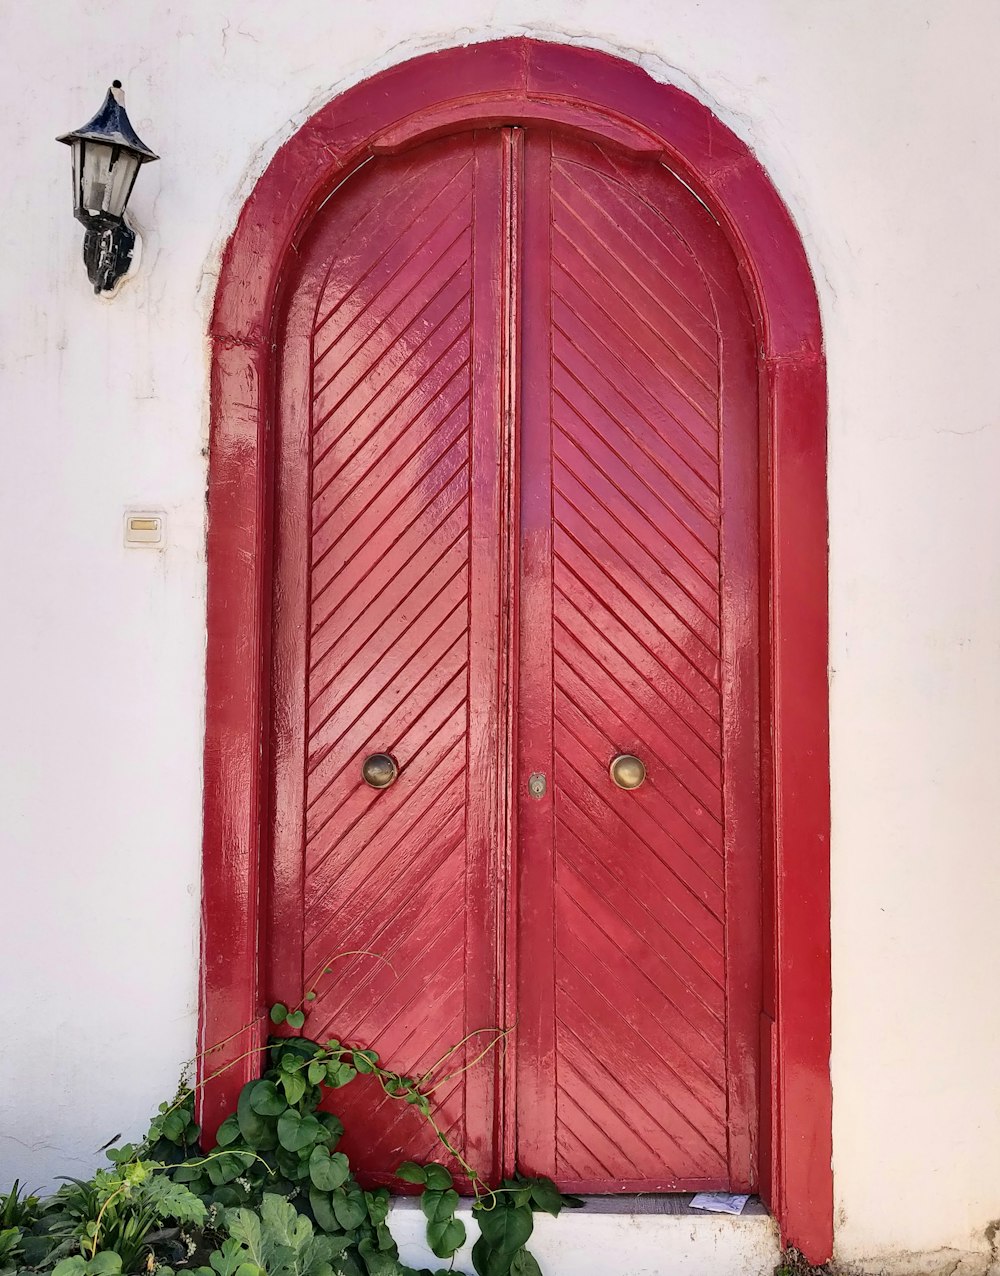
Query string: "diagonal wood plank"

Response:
xmin=295 ymin=132 xmax=506 ymax=1187
xmin=533 ymin=133 xmax=743 ymax=1190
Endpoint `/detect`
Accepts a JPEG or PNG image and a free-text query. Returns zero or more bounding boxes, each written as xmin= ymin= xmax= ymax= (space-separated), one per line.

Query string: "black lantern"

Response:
xmin=57 ymin=81 xmax=158 ymax=294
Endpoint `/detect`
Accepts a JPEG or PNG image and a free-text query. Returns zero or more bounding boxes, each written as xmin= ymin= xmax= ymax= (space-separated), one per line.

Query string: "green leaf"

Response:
xmin=474 ymin=1202 xmax=534 ymax=1276
xmin=308 ymin=1061 xmax=326 ymax=1086
xmin=475 ymin=1200 xmax=533 ymax=1248
xmin=143 ymin=1174 xmax=208 ymax=1226
xmin=287 ymin=1009 xmax=306 ymax=1030
xmin=237 ymin=1081 xmax=270 ymax=1146
xmin=357 ymin=1237 xmax=400 ymax=1276
xmin=309 ymin=1146 xmax=350 ymax=1191
xmin=162 ymin=1110 xmax=187 ymax=1141
xmin=276 ymin=1145 xmax=307 ymax=1180
xmin=207 ymin=1154 xmax=240 ymax=1186
xmin=395 ymin=1162 xmax=427 ymax=1185
xmin=427 ymin=1217 xmax=466 ymax=1260
xmin=309 ymin=1188 xmax=342 ymax=1235
xmin=280 ymin=1071 xmax=307 ymax=1106
xmin=510 ymin=1249 xmax=543 ymax=1276
xmin=205 ymin=1238 xmax=256 ymax=1276
xmin=227 ymin=1207 xmax=266 ymax=1268
xmin=331 ymin=1253 xmax=366 ymax=1276
xmin=421 ymin=1189 xmax=459 ymax=1224
xmin=331 ymin=1185 xmax=367 ymax=1231
xmin=89 ymin=1256 xmax=124 ymax=1276
xmin=423 ymin=1164 xmax=452 ymax=1191
xmin=172 ymin=1105 xmax=192 ymax=1128
xmin=352 ymin=1049 xmax=379 ymax=1074
xmin=249 ymin=1079 xmax=287 ymax=1117
xmin=365 ymin=1189 xmax=390 ymax=1227
xmin=305 ymin=991 xmax=317 ymax=1001
xmin=20 ymin=1234 xmax=60 ymax=1268
xmin=527 ymin=1177 xmax=563 ymax=1217
xmin=208 ymin=1149 xmax=255 ymax=1185
xmin=52 ymin=1260 xmax=87 ymax=1276
xmin=260 ymin=1193 xmax=310 ymax=1250
xmin=212 ymin=1185 xmax=244 ymax=1208
xmin=215 ymin=1114 xmax=242 ymax=1147
xmin=325 ymin=1062 xmax=357 ymax=1088
xmin=270 ymin=1003 xmax=289 ymax=1024
xmin=317 ymin=1112 xmax=345 ymax=1144
xmin=374 ymin=1221 xmax=396 ymax=1253
xmin=302 ymin=1114 xmax=326 ymax=1149
xmin=471 ymin=1236 xmax=491 ymax=1276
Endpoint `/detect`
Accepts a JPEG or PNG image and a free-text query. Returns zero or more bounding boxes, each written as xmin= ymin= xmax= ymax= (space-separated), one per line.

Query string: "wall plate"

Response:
xmin=124 ymin=509 xmax=166 ymax=547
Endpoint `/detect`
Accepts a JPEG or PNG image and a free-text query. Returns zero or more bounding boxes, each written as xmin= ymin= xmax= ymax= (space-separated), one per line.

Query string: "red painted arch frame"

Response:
xmin=199 ymin=37 xmax=831 ymax=1262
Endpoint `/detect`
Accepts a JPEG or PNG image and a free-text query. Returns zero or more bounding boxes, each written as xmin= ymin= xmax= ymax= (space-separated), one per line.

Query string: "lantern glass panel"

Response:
xmin=70 ymin=139 xmax=82 ymax=215
xmin=107 ymin=148 xmax=140 ymax=219
xmin=79 ymin=140 xmax=140 ymax=221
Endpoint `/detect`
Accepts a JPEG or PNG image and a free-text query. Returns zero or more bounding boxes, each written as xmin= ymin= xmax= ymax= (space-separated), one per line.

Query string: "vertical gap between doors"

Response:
xmin=499 ymin=125 xmax=523 ymax=1181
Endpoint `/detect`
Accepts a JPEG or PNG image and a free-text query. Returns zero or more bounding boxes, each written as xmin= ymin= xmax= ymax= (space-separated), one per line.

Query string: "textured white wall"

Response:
xmin=2 ymin=1 xmax=999 ymax=1269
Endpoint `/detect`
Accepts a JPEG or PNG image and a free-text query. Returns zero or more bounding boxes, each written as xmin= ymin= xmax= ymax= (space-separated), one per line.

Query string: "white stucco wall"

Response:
xmin=2 ymin=1 xmax=1000 ymax=1270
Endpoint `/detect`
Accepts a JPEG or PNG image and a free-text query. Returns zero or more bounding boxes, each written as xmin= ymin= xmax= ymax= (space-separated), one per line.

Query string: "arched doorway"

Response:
xmin=199 ymin=38 xmax=831 ymax=1262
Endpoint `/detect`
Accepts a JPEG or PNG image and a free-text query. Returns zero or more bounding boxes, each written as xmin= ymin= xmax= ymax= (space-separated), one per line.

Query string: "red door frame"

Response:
xmin=199 ymin=37 xmax=831 ymax=1263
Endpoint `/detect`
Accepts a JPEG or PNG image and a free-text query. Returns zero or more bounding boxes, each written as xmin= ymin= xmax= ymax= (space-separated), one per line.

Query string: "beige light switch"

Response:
xmin=124 ymin=509 xmax=165 ymax=547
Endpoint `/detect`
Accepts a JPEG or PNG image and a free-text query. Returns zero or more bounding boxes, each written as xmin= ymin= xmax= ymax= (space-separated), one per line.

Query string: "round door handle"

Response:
xmin=609 ymin=754 xmax=646 ymax=790
xmin=362 ymin=753 xmax=398 ymax=789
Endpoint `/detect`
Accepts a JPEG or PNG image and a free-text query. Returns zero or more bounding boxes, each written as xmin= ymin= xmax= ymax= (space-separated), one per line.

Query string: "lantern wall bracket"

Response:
xmin=81 ymin=218 xmax=137 ymax=294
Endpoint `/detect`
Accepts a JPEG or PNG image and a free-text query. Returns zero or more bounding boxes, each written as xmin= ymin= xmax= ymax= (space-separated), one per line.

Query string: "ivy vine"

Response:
xmin=1 ymin=987 xmax=581 ymax=1276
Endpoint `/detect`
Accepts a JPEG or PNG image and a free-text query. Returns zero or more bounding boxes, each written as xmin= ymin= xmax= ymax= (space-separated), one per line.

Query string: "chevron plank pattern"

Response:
xmin=301 ymin=137 xmax=485 ymax=1183
xmin=547 ymin=138 xmax=728 ymax=1186
xmin=280 ymin=126 xmax=756 ymax=1195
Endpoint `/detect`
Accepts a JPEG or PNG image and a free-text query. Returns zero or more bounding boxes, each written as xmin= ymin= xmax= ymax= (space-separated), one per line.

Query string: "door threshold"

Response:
xmin=571 ymin=1192 xmax=770 ymax=1215
xmin=389 ymin=1191 xmax=770 ymax=1216
xmin=389 ymin=1194 xmax=779 ymax=1276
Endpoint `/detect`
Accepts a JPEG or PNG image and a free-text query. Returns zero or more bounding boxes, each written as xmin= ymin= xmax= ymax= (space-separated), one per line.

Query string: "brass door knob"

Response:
xmin=609 ymin=754 xmax=646 ymax=790
xmin=362 ymin=753 xmax=398 ymax=789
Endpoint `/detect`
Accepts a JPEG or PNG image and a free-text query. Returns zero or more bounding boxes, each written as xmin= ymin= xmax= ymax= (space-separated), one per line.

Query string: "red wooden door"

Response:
xmin=514 ymin=133 xmax=760 ymax=1192
xmin=270 ymin=130 xmax=511 ymax=1186
xmin=269 ymin=126 xmax=760 ymax=1193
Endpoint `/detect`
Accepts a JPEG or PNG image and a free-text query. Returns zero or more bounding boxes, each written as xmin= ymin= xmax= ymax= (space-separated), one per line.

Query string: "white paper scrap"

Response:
xmin=689 ymin=1192 xmax=750 ymax=1215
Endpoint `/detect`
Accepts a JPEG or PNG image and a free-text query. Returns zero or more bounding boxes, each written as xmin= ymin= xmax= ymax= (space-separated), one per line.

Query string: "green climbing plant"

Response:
xmin=3 ymin=971 xmax=581 ymax=1276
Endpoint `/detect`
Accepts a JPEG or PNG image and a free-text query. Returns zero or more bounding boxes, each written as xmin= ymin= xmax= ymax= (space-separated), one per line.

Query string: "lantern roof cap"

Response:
xmin=57 ymin=81 xmax=158 ymax=163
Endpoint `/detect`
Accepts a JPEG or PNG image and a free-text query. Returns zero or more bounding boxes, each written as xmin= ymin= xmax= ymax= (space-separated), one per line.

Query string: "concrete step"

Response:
xmin=390 ymin=1196 xmax=781 ymax=1275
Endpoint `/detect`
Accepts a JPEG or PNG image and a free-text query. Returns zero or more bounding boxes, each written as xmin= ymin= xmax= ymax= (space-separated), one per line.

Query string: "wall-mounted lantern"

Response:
xmin=57 ymin=81 xmax=158 ymax=294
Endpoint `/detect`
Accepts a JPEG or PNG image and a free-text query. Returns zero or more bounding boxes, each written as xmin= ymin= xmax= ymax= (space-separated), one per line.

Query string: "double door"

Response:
xmin=268 ymin=126 xmax=761 ymax=1193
